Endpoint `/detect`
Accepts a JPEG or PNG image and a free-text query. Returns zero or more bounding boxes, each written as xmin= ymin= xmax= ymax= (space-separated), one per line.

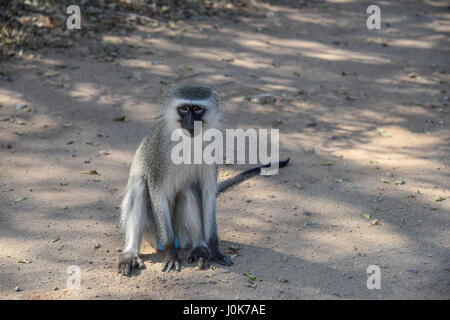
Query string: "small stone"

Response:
xmin=250 ymin=93 xmax=276 ymax=104
xmin=16 ymin=104 xmax=28 ymax=110
xmin=15 ymin=286 xmax=21 ymax=292
xmin=53 ymin=286 xmax=59 ymax=291
xmin=386 ymin=172 xmax=394 ymax=178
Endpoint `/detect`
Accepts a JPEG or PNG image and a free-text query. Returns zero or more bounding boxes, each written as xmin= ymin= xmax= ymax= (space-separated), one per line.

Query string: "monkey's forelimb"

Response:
xmin=118 ymin=178 xmax=149 ymax=276
xmin=217 ymin=158 xmax=290 ymax=194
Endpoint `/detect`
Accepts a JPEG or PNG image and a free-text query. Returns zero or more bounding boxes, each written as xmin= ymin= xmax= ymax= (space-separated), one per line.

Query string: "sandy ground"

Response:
xmin=0 ymin=0 xmax=449 ymax=300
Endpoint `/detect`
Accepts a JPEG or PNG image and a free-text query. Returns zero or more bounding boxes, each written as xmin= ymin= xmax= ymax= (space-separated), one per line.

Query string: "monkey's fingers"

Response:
xmin=118 ymin=262 xmax=132 ymax=276
xmin=188 ymin=247 xmax=210 ymax=269
xmin=161 ymin=261 xmax=177 ymax=272
xmin=162 ymin=258 xmax=182 ymax=272
xmin=118 ymin=253 xmax=145 ymax=276
xmin=198 ymin=257 xmax=208 ymax=270
xmin=161 ymin=260 xmax=170 ymax=272
xmin=131 ymin=257 xmax=145 ymax=269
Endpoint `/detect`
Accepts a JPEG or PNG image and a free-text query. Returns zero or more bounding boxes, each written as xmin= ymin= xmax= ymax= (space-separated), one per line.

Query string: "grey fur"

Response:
xmin=118 ymin=86 xmax=232 ymax=275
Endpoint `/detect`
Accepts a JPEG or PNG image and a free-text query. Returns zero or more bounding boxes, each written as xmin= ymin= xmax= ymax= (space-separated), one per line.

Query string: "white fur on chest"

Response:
xmin=165 ymin=163 xmax=216 ymax=199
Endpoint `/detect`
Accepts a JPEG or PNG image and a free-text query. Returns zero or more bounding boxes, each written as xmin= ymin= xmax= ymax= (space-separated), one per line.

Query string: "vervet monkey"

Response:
xmin=118 ymin=86 xmax=289 ymax=275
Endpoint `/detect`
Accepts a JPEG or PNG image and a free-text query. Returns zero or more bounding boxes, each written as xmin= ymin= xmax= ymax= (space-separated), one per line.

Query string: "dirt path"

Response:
xmin=1 ymin=0 xmax=449 ymax=299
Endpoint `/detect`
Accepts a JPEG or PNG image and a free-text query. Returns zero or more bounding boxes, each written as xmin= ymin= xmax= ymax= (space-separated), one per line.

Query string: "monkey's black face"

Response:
xmin=177 ymin=104 xmax=205 ymax=136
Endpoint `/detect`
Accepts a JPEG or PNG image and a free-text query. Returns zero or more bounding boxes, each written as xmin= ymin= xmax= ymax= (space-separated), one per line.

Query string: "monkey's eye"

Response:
xmin=178 ymin=105 xmax=189 ymax=112
xmin=193 ymin=106 xmax=203 ymax=113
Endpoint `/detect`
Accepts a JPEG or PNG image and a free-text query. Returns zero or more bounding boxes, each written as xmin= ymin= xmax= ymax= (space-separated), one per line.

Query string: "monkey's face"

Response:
xmin=164 ymin=86 xmax=221 ymax=136
xmin=176 ymin=104 xmax=206 ymax=137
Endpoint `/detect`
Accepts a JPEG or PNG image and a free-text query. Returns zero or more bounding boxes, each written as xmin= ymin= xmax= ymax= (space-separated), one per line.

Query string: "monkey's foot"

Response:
xmin=118 ymin=252 xmax=145 ymax=276
xmin=210 ymin=251 xmax=233 ymax=266
xmin=162 ymin=248 xmax=182 ymax=272
xmin=187 ymin=247 xmax=210 ymax=270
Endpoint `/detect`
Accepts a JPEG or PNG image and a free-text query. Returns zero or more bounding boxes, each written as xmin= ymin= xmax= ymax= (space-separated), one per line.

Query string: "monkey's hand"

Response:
xmin=162 ymin=246 xmax=182 ymax=272
xmin=118 ymin=252 xmax=145 ymax=276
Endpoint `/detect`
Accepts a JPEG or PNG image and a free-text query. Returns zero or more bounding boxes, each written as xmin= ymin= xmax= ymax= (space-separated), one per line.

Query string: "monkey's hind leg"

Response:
xmin=200 ymin=176 xmax=234 ymax=267
xmin=118 ymin=178 xmax=149 ymax=276
xmin=174 ymin=185 xmax=210 ymax=270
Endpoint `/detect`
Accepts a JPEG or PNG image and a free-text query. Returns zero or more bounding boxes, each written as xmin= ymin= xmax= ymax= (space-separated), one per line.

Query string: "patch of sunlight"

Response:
xmin=264 ymin=83 xmax=298 ymax=93
xmin=101 ymin=35 xmax=122 ymax=44
xmin=293 ymin=41 xmax=390 ymax=64
xmin=424 ymin=0 xmax=450 ymax=8
xmin=37 ymin=57 xmax=66 ymax=67
xmin=108 ymin=148 xmax=135 ymax=164
xmin=0 ymin=88 xmax=25 ymax=105
xmin=335 ymin=128 xmax=445 ymax=167
xmin=287 ymin=12 xmax=351 ymax=27
xmin=69 ymin=83 xmax=102 ymax=101
xmin=147 ymin=37 xmax=187 ymax=52
xmin=120 ymin=59 xmax=174 ymax=75
xmin=388 ymin=39 xmax=435 ymax=49
xmin=140 ymin=242 xmax=158 ymax=254
xmin=374 ymin=76 xmax=433 ymax=86
xmin=234 ymin=38 xmax=272 ymax=50
xmin=236 ymin=37 xmax=391 ymax=64
xmin=424 ymin=22 xmax=450 ymax=33
xmin=5 ymin=159 xmax=72 ymax=180
xmin=37 ymin=187 xmax=112 ymax=205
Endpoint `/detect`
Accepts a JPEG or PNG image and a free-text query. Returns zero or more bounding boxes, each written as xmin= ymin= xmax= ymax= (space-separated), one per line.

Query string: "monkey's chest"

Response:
xmin=170 ymin=164 xmax=207 ymax=191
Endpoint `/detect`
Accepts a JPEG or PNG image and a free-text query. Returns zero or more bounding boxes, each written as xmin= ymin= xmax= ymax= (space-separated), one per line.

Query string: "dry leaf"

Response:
xmin=80 ymin=170 xmax=100 ymax=175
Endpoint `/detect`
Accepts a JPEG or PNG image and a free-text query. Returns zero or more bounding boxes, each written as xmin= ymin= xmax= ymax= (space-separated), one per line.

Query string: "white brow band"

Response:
xmin=172 ymin=98 xmax=212 ymax=107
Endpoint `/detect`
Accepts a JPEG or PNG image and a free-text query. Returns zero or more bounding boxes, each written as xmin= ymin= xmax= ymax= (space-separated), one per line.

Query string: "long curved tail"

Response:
xmin=217 ymin=158 xmax=290 ymax=194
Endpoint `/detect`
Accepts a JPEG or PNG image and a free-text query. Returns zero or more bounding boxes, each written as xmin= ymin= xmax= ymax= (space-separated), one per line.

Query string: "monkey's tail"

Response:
xmin=217 ymin=158 xmax=290 ymax=194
